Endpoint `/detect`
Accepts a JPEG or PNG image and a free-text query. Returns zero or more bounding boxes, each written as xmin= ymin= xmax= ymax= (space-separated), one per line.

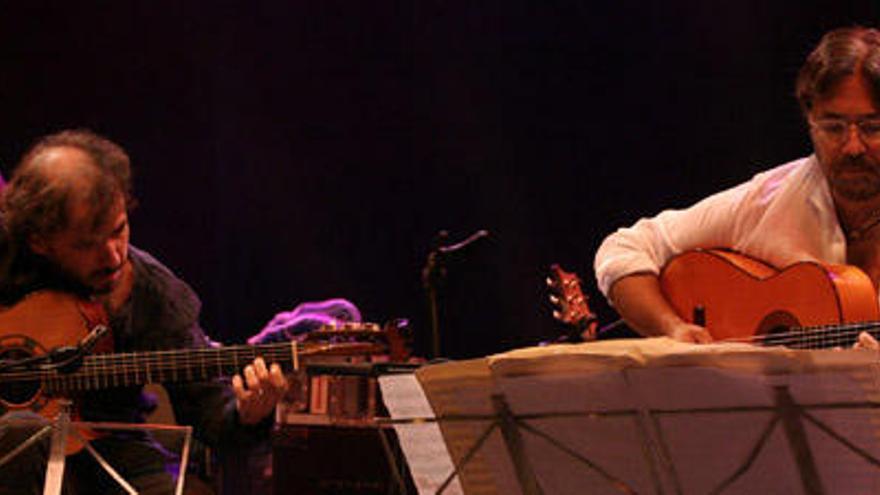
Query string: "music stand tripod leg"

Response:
xmin=44 ymin=401 xmax=151 ymax=495
xmin=491 ymin=394 xmax=545 ymax=495
xmin=0 ymin=424 xmax=53 ymax=469
xmin=71 ymin=422 xmax=193 ymax=495
xmin=376 ymin=424 xmax=409 ymax=495
xmin=174 ymin=426 xmax=193 ymax=495
xmin=774 ymin=386 xmax=825 ymax=495
xmin=43 ymin=400 xmax=73 ymax=495
xmin=75 ymin=433 xmax=138 ymax=495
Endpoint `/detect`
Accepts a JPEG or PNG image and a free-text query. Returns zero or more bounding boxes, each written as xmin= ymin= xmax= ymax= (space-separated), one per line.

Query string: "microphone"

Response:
xmin=77 ymin=324 xmax=109 ymax=355
xmin=422 ymin=229 xmax=490 ymax=288
xmin=437 ymin=229 xmax=490 ymax=255
xmin=0 ymin=325 xmax=110 ymax=374
xmin=44 ymin=325 xmax=110 ymax=373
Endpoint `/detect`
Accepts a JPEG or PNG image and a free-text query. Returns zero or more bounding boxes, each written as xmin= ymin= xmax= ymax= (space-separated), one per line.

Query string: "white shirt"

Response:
xmin=593 ymin=155 xmax=847 ymax=297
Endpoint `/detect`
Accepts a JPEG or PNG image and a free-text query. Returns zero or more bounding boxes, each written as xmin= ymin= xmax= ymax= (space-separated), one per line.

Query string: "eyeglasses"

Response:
xmin=809 ymin=117 xmax=880 ymax=147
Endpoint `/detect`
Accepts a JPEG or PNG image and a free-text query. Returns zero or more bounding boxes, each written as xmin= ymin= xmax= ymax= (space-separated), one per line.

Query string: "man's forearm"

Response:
xmin=608 ymin=273 xmax=682 ymax=336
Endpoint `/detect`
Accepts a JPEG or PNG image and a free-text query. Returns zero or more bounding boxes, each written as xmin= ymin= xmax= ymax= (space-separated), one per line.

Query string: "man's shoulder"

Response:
xmin=686 ymin=155 xmax=821 ymax=216
xmin=734 ymin=155 xmax=821 ymax=200
xmin=128 ymin=245 xmax=201 ymax=320
xmin=750 ymin=155 xmax=819 ymax=184
xmin=129 ymin=246 xmax=184 ymax=289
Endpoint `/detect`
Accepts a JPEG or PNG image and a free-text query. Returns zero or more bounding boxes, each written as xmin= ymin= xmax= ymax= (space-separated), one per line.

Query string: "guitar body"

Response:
xmin=660 ymin=249 xmax=880 ymax=341
xmin=0 ymin=291 xmax=107 ymax=454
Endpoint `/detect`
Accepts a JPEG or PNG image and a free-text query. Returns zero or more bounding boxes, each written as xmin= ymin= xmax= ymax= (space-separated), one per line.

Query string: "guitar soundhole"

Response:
xmin=756 ymin=311 xmax=800 ymax=346
xmin=0 ymin=337 xmax=43 ymax=408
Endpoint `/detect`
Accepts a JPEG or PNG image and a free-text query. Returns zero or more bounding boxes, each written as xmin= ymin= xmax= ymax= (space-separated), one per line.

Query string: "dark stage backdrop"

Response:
xmin=1 ymin=2 xmax=878 ymax=359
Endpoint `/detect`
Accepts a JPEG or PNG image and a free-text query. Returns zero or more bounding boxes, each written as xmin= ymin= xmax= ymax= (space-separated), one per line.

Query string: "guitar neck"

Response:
xmin=41 ymin=341 xmax=303 ymax=394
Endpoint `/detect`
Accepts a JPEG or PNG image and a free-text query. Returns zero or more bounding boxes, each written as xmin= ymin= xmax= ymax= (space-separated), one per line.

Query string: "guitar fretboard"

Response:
xmin=738 ymin=322 xmax=880 ymax=349
xmin=0 ymin=341 xmax=307 ymax=394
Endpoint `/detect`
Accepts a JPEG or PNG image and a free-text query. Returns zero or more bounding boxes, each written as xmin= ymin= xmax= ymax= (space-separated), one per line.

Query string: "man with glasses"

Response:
xmin=594 ymin=26 xmax=880 ymax=347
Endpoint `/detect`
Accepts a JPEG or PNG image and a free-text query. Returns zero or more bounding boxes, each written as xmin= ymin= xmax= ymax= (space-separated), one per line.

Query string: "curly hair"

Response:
xmin=1 ymin=129 xmax=136 ymax=247
xmin=796 ymin=26 xmax=880 ymax=116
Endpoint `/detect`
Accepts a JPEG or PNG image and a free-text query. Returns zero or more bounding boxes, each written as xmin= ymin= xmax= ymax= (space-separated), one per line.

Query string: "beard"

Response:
xmin=88 ymin=267 xmax=122 ymax=294
xmin=828 ymin=155 xmax=880 ymax=201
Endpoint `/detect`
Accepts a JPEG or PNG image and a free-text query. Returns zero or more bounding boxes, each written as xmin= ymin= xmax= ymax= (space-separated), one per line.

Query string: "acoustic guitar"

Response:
xmin=547 ymin=264 xmax=599 ymax=341
xmin=0 ymin=290 xmax=393 ymax=454
xmin=660 ymin=249 xmax=880 ymax=348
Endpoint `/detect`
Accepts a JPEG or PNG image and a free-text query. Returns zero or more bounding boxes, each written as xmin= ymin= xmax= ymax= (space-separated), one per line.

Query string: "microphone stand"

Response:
xmin=422 ymin=231 xmax=447 ymax=360
xmin=421 ymin=229 xmax=489 ymax=359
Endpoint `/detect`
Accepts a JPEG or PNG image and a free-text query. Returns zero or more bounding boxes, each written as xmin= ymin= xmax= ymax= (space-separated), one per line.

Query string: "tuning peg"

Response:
xmin=552 ymin=310 xmax=562 ymax=320
xmin=545 ymin=276 xmax=555 ymax=286
xmin=549 ymin=294 xmax=559 ymax=305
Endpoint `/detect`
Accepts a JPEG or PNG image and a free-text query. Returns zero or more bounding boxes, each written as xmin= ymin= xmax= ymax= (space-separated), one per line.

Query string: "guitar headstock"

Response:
xmin=547 ymin=264 xmax=598 ymax=341
xmin=307 ymin=320 xmax=412 ymax=362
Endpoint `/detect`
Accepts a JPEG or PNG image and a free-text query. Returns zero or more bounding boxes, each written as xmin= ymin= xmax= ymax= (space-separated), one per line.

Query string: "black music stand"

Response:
xmin=381 ymin=339 xmax=880 ymax=494
xmin=0 ymin=400 xmax=193 ymax=495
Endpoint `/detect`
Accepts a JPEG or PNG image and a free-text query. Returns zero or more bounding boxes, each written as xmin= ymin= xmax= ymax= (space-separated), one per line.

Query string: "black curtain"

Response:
xmin=2 ymin=1 xmax=877 ymax=358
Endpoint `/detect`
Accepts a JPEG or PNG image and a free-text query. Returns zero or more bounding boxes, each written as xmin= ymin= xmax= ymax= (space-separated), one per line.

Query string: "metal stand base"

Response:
xmin=0 ymin=400 xmax=193 ymax=495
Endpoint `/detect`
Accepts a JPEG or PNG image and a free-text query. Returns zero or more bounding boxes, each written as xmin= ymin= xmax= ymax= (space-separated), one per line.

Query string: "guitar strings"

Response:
xmin=3 ymin=323 xmax=876 ymax=389
xmin=721 ymin=321 xmax=880 ymax=349
xmin=0 ymin=341 xmax=330 ymax=384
